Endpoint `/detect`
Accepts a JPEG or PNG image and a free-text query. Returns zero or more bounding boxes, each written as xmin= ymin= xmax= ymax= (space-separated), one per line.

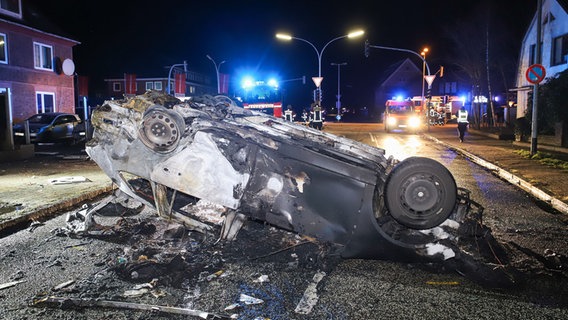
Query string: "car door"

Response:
xmin=51 ymin=115 xmax=75 ymax=140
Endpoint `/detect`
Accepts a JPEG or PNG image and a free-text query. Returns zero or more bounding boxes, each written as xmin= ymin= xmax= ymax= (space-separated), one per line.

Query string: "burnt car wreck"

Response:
xmin=83 ymin=91 xmax=501 ymax=274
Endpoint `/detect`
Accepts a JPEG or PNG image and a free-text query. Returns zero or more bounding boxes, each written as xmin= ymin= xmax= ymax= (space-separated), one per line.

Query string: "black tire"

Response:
xmin=384 ymin=156 xmax=457 ymax=229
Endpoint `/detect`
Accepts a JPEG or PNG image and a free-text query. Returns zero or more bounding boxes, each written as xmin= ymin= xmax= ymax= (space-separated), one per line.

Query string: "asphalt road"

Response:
xmin=0 ymin=125 xmax=567 ymax=319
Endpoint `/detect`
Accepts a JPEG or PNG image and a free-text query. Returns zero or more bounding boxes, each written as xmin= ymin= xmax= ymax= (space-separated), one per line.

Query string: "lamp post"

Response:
xmin=276 ymin=30 xmax=364 ymax=103
xmin=420 ymin=48 xmax=428 ymax=110
xmin=331 ymin=62 xmax=347 ymax=119
xmin=206 ymin=55 xmax=226 ymax=94
xmin=167 ymin=60 xmax=187 ymax=95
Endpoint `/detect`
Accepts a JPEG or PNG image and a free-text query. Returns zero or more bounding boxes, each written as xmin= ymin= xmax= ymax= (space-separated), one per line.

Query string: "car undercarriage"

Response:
xmin=81 ymin=91 xmax=507 ymax=283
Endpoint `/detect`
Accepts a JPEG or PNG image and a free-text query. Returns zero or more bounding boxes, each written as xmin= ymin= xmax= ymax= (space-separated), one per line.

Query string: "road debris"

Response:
xmin=48 ymin=176 xmax=90 ymax=185
xmin=0 ymin=280 xmax=26 ymax=290
xmin=33 ymin=296 xmax=232 ymax=319
xmin=294 ymin=270 xmax=326 ymax=314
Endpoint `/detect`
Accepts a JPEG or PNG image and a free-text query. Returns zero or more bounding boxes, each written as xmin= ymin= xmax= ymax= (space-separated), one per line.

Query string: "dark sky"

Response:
xmin=28 ymin=0 xmax=536 ymax=109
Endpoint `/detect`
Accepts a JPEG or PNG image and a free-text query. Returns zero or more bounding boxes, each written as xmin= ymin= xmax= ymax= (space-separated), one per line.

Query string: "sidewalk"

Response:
xmin=0 ymin=153 xmax=114 ymax=232
xmin=424 ymin=123 xmax=568 ymax=214
xmin=1 ymin=123 xmax=567 ymax=233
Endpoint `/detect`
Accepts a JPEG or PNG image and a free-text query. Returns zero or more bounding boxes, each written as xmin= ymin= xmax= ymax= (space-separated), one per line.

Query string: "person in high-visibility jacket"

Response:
xmin=283 ymin=105 xmax=295 ymax=122
xmin=310 ymin=104 xmax=324 ymax=130
xmin=456 ymin=106 xmax=469 ymax=142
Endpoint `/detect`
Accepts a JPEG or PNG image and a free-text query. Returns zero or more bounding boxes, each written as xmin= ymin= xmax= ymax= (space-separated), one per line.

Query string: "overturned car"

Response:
xmin=84 ymin=92 xmax=495 ymax=266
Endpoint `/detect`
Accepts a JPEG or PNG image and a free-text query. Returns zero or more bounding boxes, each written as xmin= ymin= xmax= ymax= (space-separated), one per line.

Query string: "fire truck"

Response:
xmin=238 ymin=77 xmax=283 ymax=118
xmin=412 ymin=95 xmax=463 ymax=124
xmin=383 ymin=98 xmax=425 ymax=133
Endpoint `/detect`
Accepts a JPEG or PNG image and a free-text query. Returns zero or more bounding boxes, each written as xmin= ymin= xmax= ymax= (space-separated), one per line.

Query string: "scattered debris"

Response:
xmin=48 ymin=176 xmax=90 ymax=185
xmin=239 ymin=293 xmax=264 ymax=305
xmin=294 ymin=270 xmax=326 ymax=314
xmin=0 ymin=280 xmax=26 ymax=290
xmin=33 ymin=296 xmax=232 ymax=319
xmin=52 ymin=280 xmax=75 ymax=291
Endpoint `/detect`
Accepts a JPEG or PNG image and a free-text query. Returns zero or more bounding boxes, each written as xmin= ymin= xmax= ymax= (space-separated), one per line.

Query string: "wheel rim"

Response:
xmin=139 ymin=107 xmax=184 ymax=153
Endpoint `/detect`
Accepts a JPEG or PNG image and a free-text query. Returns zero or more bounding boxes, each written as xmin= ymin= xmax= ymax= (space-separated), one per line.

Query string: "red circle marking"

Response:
xmin=525 ymin=64 xmax=546 ymax=84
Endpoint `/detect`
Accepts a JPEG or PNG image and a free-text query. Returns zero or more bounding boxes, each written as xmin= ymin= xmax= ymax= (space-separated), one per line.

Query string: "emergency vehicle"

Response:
xmin=383 ymin=98 xmax=425 ymax=133
xmin=412 ymin=95 xmax=464 ymax=124
xmin=238 ymin=77 xmax=283 ymax=117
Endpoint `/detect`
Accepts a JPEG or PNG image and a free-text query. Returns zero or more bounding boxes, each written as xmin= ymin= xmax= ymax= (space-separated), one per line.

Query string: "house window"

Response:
xmin=0 ymin=33 xmax=6 ymax=64
xmin=36 ymin=92 xmax=55 ymax=113
xmin=154 ymin=81 xmax=162 ymax=91
xmin=33 ymin=42 xmax=53 ymax=70
xmin=552 ymin=34 xmax=568 ymax=66
xmin=145 ymin=82 xmax=153 ymax=91
xmin=113 ymin=82 xmax=121 ymax=92
xmin=0 ymin=0 xmax=21 ymax=18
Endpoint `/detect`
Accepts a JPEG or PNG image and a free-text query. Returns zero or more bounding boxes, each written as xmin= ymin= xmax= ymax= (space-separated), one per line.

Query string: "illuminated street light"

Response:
xmin=331 ymin=62 xmax=347 ymax=119
xmin=167 ymin=60 xmax=187 ymax=95
xmin=206 ymin=54 xmax=226 ymax=94
xmin=421 ymin=47 xmax=428 ymax=109
xmin=276 ymin=30 xmax=364 ymax=102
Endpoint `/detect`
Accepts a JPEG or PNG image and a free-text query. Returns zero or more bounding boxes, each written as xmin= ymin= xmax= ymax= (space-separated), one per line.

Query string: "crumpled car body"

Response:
xmin=85 ymin=92 xmax=488 ymax=263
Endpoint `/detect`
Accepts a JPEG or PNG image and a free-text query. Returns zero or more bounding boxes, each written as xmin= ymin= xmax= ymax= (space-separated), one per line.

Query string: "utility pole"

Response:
xmin=331 ymin=62 xmax=347 ymax=120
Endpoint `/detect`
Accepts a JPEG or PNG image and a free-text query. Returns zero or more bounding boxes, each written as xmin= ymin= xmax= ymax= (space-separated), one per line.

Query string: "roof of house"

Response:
xmin=0 ymin=1 xmax=79 ymax=44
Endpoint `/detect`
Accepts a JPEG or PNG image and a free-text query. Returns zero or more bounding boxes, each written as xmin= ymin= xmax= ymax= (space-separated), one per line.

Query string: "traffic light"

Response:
xmin=364 ymin=39 xmax=370 ymax=58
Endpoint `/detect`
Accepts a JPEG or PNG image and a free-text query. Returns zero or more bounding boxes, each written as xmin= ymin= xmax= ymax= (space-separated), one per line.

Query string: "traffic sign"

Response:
xmin=312 ymin=77 xmax=323 ymax=88
xmin=424 ymin=75 xmax=436 ymax=88
xmin=525 ymin=64 xmax=546 ymax=84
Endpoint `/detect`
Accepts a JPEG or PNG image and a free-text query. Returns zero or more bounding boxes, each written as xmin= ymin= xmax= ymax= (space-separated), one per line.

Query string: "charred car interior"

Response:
xmin=81 ymin=91 xmax=505 ymax=282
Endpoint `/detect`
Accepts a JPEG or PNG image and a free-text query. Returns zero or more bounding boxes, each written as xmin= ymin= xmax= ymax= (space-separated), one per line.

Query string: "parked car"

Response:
xmin=13 ymin=112 xmax=86 ymax=144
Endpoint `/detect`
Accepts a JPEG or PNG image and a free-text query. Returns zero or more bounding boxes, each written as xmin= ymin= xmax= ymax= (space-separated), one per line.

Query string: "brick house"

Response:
xmin=0 ymin=0 xmax=79 ymax=152
xmin=104 ymin=71 xmax=215 ymax=101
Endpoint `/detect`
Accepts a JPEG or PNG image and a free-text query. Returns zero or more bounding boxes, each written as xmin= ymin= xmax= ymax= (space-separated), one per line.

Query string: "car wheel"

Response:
xmin=139 ymin=106 xmax=185 ymax=153
xmin=384 ymin=156 xmax=457 ymax=229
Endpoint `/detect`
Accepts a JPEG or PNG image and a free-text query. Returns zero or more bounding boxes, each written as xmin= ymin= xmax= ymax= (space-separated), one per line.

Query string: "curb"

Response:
xmin=425 ymin=134 xmax=568 ymax=215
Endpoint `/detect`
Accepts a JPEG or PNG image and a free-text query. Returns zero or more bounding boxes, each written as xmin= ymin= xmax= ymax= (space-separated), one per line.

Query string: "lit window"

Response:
xmin=33 ymin=42 xmax=53 ymax=70
xmin=0 ymin=0 xmax=21 ymax=18
xmin=36 ymin=92 xmax=55 ymax=113
xmin=113 ymin=82 xmax=121 ymax=92
xmin=145 ymin=82 xmax=153 ymax=91
xmin=154 ymin=81 xmax=162 ymax=91
xmin=0 ymin=33 xmax=6 ymax=64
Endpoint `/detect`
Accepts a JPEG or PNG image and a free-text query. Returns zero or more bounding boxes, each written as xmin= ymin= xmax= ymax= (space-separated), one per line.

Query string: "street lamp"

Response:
xmin=420 ymin=47 xmax=428 ymax=110
xmin=276 ymin=30 xmax=364 ymax=103
xmin=206 ymin=55 xmax=226 ymax=94
xmin=331 ymin=62 xmax=347 ymax=118
xmin=167 ymin=60 xmax=187 ymax=95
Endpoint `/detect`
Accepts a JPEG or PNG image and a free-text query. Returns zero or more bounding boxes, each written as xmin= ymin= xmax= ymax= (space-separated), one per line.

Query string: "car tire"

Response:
xmin=139 ymin=106 xmax=185 ymax=153
xmin=384 ymin=156 xmax=457 ymax=229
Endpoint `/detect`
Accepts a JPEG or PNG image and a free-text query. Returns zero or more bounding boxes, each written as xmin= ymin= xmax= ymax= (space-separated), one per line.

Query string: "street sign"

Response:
xmin=312 ymin=77 xmax=323 ymax=88
xmin=424 ymin=75 xmax=436 ymax=88
xmin=525 ymin=64 xmax=546 ymax=84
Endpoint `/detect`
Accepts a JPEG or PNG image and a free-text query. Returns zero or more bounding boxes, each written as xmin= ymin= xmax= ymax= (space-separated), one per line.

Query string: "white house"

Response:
xmin=515 ymin=0 xmax=568 ymax=118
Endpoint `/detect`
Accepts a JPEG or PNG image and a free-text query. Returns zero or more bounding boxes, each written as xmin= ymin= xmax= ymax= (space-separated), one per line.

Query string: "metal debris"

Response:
xmin=33 ymin=296 xmax=232 ymax=319
xmin=0 ymin=280 xmax=26 ymax=290
xmin=48 ymin=176 xmax=90 ymax=185
xmin=294 ymin=270 xmax=326 ymax=314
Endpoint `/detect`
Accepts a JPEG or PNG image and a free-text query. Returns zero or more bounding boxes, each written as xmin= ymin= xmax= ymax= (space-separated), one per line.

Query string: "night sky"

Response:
xmin=27 ymin=0 xmax=536 ymax=110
